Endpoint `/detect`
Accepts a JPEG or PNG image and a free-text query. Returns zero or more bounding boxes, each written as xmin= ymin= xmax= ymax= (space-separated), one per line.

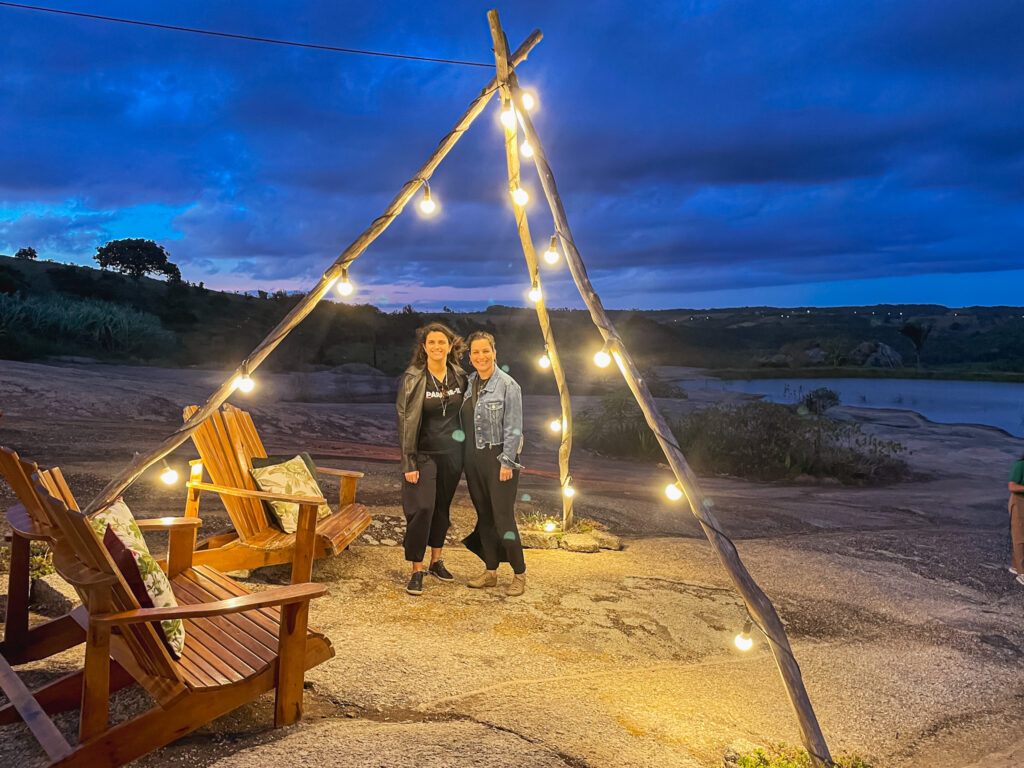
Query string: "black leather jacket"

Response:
xmin=396 ymin=363 xmax=467 ymax=473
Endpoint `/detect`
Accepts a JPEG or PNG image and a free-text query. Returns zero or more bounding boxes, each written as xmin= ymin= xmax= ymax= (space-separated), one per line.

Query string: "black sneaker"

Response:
xmin=406 ymin=571 xmax=425 ymax=595
xmin=428 ymin=560 xmax=454 ymax=582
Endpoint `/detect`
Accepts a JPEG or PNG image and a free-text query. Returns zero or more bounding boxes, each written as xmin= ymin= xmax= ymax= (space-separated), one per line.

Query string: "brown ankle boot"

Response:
xmin=506 ymin=573 xmax=526 ymax=596
xmin=467 ymin=570 xmax=498 ymax=588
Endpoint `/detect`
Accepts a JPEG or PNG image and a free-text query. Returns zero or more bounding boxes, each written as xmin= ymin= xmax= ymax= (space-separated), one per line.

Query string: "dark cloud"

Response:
xmin=1 ymin=0 xmax=1023 ymax=308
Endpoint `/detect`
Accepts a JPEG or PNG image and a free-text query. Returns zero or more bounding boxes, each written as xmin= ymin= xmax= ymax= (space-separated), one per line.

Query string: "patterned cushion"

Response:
xmin=89 ymin=499 xmax=185 ymax=657
xmin=250 ymin=454 xmax=332 ymax=534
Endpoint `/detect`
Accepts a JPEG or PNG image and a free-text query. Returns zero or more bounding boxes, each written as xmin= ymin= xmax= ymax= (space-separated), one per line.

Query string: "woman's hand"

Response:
xmin=405 ymin=471 xmax=420 ymax=484
xmin=499 ymin=466 xmax=514 ymax=482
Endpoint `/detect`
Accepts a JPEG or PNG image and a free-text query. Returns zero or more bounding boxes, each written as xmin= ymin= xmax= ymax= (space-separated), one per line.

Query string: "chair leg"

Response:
xmin=274 ymin=601 xmax=309 ymax=726
xmin=3 ymin=533 xmax=31 ymax=655
xmin=79 ymin=622 xmax=110 ymax=742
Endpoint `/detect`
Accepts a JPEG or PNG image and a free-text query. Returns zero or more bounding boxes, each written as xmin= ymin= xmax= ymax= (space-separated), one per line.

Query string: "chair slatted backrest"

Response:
xmin=31 ymin=477 xmax=185 ymax=703
xmin=0 ymin=447 xmax=76 ymax=539
xmin=184 ymin=405 xmax=269 ymax=541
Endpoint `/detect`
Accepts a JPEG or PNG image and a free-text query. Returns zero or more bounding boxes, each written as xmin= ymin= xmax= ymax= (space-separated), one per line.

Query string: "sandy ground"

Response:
xmin=1 ymin=359 xmax=1023 ymax=767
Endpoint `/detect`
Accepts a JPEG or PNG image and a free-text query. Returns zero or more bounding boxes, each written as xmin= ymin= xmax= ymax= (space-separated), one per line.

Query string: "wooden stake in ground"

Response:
xmin=486 ymin=9 xmax=832 ymax=766
xmin=491 ymin=38 xmax=575 ymax=529
xmin=84 ymin=30 xmax=543 ymax=516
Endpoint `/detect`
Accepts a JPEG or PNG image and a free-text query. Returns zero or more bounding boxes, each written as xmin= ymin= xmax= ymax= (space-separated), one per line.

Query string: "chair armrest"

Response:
xmin=315 ymin=467 xmax=365 ymax=479
xmin=186 ymin=481 xmax=326 ymax=506
xmin=92 ymin=582 xmax=328 ymax=627
xmin=135 ymin=517 xmax=204 ymax=531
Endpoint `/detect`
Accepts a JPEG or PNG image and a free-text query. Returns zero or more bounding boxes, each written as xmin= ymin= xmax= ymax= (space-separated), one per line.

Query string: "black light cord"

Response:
xmin=0 ymin=2 xmax=494 ymax=67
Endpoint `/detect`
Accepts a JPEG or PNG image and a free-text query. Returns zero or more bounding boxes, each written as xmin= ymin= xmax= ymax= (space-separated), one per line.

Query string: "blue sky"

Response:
xmin=1 ymin=0 xmax=1022 ymax=310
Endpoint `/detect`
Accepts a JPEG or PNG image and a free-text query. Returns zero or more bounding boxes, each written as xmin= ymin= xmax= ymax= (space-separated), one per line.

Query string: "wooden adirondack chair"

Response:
xmin=183 ymin=404 xmax=371 ymax=576
xmin=0 ymin=454 xmax=334 ymax=768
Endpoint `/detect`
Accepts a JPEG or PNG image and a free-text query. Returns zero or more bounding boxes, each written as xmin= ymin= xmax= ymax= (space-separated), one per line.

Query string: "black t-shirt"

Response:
xmin=418 ymin=367 xmax=464 ymax=454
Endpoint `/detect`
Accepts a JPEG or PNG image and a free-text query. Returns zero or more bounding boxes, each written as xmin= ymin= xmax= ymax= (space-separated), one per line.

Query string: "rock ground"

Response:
xmin=1 ymin=359 xmax=1023 ymax=767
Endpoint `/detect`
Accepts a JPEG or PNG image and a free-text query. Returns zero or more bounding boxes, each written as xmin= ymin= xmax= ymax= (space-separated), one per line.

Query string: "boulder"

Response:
xmin=521 ymin=530 xmax=559 ymax=549
xmin=559 ymin=533 xmax=600 ymax=553
xmin=849 ymin=341 xmax=903 ymax=368
xmin=591 ymin=530 xmax=623 ymax=550
xmin=31 ymin=573 xmax=79 ymax=616
xmin=803 ymin=346 xmax=826 ymax=365
xmin=756 ymin=353 xmax=792 ymax=368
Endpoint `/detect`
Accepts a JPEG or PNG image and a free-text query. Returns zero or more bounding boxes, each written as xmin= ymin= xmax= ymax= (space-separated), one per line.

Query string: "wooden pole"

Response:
xmin=489 ymin=26 xmax=574 ymax=529
xmin=84 ymin=30 xmax=544 ymax=516
xmin=486 ymin=9 xmax=832 ymax=766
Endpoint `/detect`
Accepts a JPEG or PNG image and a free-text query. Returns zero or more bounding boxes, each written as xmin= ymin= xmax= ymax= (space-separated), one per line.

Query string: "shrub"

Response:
xmin=798 ymin=387 xmax=839 ymax=415
xmin=0 ymin=292 xmax=175 ymax=357
xmin=576 ymin=397 xmax=907 ymax=485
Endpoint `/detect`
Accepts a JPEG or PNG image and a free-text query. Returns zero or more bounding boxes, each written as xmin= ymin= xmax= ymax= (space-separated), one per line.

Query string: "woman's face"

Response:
xmin=423 ymin=331 xmax=451 ymax=364
xmin=470 ymin=339 xmax=496 ymax=376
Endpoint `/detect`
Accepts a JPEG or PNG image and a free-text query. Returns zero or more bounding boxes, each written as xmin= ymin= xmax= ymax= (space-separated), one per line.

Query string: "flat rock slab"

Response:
xmin=204 ymin=719 xmax=569 ymax=768
xmin=559 ymin=533 xmax=600 ymax=552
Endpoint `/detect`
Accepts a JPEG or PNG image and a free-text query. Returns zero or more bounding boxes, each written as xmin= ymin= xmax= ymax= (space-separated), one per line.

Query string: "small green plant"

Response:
xmin=730 ymin=743 xmax=872 ymax=768
xmin=29 ymin=541 xmax=55 ymax=580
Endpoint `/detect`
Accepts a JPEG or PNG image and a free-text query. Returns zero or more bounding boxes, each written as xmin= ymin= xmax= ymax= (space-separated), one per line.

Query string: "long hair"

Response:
xmin=409 ymin=322 xmax=466 ymax=368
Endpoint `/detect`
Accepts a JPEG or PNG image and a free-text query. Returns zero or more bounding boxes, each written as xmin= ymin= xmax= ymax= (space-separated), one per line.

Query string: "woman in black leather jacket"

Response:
xmin=396 ymin=322 xmax=467 ymax=595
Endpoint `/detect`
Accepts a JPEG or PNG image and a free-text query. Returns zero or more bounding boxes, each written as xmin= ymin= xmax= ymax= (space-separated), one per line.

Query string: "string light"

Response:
xmin=512 ymin=186 xmax=530 ymax=207
xmin=520 ymin=140 xmax=534 ymax=158
xmin=537 ymin=354 xmax=551 ymax=369
xmin=734 ymin=619 xmax=754 ymax=651
xmin=520 ymin=91 xmax=536 ymax=111
xmin=418 ymin=182 xmax=437 ymax=215
xmin=336 ymin=266 xmax=354 ymax=297
xmin=159 ymin=459 xmax=178 ymax=485
xmin=593 ymin=342 xmax=612 ymax=368
xmin=562 ymin=476 xmax=576 ymax=498
xmin=542 ymin=235 xmax=559 ymax=265
xmin=665 ymin=482 xmax=683 ymax=501
xmin=549 ymin=418 xmax=563 ymax=433
xmin=528 ymin=282 xmax=543 ymax=302
xmin=500 ymin=98 xmax=516 ymax=129
xmin=234 ymin=368 xmax=255 ymax=393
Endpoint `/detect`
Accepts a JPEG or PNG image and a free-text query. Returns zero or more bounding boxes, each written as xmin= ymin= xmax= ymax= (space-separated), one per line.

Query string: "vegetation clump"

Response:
xmin=727 ymin=743 xmax=872 ymax=768
xmin=576 ymin=388 xmax=907 ymax=485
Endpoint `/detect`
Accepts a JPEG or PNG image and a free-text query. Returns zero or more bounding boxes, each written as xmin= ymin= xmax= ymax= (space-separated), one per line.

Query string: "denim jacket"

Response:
xmin=465 ymin=366 xmax=524 ymax=469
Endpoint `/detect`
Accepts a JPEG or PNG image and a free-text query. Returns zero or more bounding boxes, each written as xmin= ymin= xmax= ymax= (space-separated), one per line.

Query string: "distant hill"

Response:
xmin=2 ymin=255 xmax=1023 ymax=383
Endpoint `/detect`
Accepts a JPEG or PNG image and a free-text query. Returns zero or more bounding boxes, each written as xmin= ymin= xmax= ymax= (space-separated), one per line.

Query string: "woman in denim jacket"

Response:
xmin=460 ymin=331 xmax=527 ymax=596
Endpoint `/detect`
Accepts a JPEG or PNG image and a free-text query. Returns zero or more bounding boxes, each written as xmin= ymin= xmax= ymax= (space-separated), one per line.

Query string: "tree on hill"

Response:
xmin=94 ymin=238 xmax=181 ymax=281
xmin=899 ymin=320 xmax=933 ymax=370
xmin=14 ymin=246 xmax=37 ymax=260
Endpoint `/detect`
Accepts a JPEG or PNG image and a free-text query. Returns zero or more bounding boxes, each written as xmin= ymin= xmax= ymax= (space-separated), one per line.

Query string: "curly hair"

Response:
xmin=409 ymin=322 xmax=466 ymax=368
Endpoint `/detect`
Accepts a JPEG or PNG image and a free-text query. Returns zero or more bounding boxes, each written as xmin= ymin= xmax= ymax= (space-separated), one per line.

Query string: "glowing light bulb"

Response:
xmin=593 ymin=349 xmax=611 ymax=368
xmin=528 ymin=284 xmax=542 ymax=303
xmin=235 ymin=374 xmax=255 ymax=393
xmin=160 ymin=466 xmax=178 ymax=485
xmin=520 ymin=91 xmax=536 ymax=111
xmin=563 ymin=484 xmax=576 ymax=499
xmin=665 ymin=482 xmax=683 ymax=501
xmin=549 ymin=418 xmax=563 ymax=433
xmin=500 ymin=100 xmax=516 ymax=129
xmin=336 ymin=267 xmax=354 ymax=297
xmin=418 ymin=183 xmax=437 ymax=215
xmin=537 ymin=354 xmax=551 ymax=369
xmin=520 ymin=140 xmax=534 ymax=158
xmin=512 ymin=187 xmax=530 ymax=207
xmin=734 ymin=620 xmax=754 ymax=651
xmin=542 ymin=235 xmax=559 ymax=265
xmin=543 ymin=521 xmax=557 ymax=533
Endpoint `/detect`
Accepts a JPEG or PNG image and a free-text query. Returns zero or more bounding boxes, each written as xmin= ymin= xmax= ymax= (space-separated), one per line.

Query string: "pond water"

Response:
xmin=674 ymin=377 xmax=1024 ymax=437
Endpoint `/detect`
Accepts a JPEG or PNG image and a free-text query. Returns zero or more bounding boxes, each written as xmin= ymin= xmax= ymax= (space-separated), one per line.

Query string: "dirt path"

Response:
xmin=1 ymin=360 xmax=1023 ymax=767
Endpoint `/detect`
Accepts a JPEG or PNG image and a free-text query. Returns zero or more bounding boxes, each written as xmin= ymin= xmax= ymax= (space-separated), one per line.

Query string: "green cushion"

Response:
xmin=89 ymin=499 xmax=185 ymax=657
xmin=251 ymin=452 xmax=318 ymax=477
xmin=250 ymin=455 xmax=332 ymax=534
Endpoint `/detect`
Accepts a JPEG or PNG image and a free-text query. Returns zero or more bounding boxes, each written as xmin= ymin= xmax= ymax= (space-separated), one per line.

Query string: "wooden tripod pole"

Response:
xmin=84 ymin=29 xmax=543 ymax=515
xmin=491 ymin=39 xmax=574 ymax=529
xmin=486 ymin=10 xmax=831 ymax=766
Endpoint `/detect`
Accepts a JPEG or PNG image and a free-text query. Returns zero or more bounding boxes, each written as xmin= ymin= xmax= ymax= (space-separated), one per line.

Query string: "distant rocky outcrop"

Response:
xmin=756 ymin=353 xmax=793 ymax=368
xmin=283 ymin=364 xmax=397 ymax=402
xmin=849 ymin=341 xmax=903 ymax=368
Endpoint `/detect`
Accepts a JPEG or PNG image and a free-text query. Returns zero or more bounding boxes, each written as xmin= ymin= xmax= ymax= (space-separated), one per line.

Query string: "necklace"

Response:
xmin=429 ymin=367 xmax=450 ymax=417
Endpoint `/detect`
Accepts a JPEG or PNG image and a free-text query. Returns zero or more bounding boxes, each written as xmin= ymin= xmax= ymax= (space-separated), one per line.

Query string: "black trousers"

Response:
xmin=462 ymin=444 xmax=525 ymax=574
xmin=401 ymin=451 xmax=462 ymax=563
